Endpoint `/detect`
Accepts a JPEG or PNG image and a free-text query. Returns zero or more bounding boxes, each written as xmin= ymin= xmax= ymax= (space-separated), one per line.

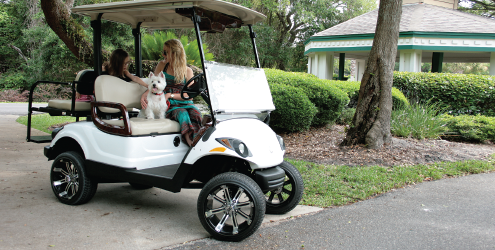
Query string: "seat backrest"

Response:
xmin=75 ymin=69 xmax=98 ymax=95
xmin=94 ymin=75 xmax=147 ymax=113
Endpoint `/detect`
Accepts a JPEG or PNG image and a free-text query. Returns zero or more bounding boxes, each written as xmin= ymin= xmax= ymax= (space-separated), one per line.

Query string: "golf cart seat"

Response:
xmin=92 ymin=75 xmax=180 ymax=136
xmin=27 ymin=69 xmax=98 ymax=143
xmin=46 ymin=69 xmax=97 ymax=111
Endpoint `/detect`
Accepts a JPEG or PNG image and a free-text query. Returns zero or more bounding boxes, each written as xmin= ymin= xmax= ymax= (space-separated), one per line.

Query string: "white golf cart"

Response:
xmin=28 ymin=0 xmax=303 ymax=242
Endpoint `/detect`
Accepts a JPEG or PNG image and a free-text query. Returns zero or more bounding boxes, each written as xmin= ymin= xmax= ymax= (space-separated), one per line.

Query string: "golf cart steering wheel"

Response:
xmin=181 ymin=73 xmax=205 ymax=100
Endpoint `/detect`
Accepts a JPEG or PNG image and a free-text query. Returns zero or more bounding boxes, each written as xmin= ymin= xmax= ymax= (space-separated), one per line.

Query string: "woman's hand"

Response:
xmin=141 ymin=90 xmax=148 ymax=109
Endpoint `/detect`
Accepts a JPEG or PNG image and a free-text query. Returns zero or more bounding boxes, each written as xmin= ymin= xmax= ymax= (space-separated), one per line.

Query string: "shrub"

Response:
xmin=331 ymin=81 xmax=409 ymax=109
xmin=269 ymin=83 xmax=317 ymax=132
xmin=337 ymin=108 xmax=355 ymax=125
xmin=265 ymin=69 xmax=349 ymax=126
xmin=391 ymin=101 xmax=447 ymax=140
xmin=440 ymin=114 xmax=495 ymax=142
xmin=0 ymin=71 xmax=28 ymax=89
xmin=393 ymin=72 xmax=495 ymax=116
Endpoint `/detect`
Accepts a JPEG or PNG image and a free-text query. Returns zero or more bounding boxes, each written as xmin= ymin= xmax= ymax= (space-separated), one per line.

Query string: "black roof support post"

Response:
xmin=432 ymin=52 xmax=444 ymax=73
xmin=248 ymin=25 xmax=261 ymax=68
xmin=132 ymin=22 xmax=143 ymax=77
xmin=192 ymin=7 xmax=215 ymax=126
xmin=90 ymin=13 xmax=103 ymax=75
xmin=339 ymin=53 xmax=345 ymax=80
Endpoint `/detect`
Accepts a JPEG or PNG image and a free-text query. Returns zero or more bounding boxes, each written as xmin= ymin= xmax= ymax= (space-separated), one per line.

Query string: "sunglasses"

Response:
xmin=163 ymin=50 xmax=167 ymax=56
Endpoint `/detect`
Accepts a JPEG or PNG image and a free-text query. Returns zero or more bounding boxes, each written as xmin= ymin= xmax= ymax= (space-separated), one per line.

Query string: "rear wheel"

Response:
xmin=265 ymin=161 xmax=304 ymax=214
xmin=197 ymin=172 xmax=265 ymax=241
xmin=50 ymin=151 xmax=97 ymax=205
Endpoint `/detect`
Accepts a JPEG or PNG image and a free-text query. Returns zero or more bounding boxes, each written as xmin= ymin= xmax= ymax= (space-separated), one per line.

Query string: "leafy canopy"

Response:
xmin=142 ymin=31 xmax=214 ymax=67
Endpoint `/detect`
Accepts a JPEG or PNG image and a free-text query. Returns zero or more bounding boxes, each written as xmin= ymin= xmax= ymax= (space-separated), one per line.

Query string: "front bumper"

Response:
xmin=254 ymin=166 xmax=285 ymax=192
xmin=44 ymin=145 xmax=54 ymax=160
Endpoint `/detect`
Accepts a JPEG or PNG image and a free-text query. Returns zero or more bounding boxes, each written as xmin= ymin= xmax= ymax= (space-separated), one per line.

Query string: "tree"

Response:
xmin=222 ymin=0 xmax=376 ymax=70
xmin=40 ymin=0 xmax=94 ymax=65
xmin=459 ymin=0 xmax=495 ymax=17
xmin=341 ymin=0 xmax=402 ymax=149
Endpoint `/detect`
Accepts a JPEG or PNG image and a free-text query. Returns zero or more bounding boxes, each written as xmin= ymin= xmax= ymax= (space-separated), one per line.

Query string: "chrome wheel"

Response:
xmin=50 ymin=151 xmax=97 ymax=205
xmin=198 ymin=172 xmax=265 ymax=241
xmin=52 ymin=161 xmax=80 ymax=200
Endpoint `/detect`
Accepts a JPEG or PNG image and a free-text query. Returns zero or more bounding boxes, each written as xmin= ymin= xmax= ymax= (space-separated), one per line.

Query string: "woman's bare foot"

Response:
xmin=185 ymin=131 xmax=193 ymax=146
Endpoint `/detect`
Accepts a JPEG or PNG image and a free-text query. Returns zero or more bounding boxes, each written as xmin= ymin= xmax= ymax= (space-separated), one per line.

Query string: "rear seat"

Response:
xmin=46 ymin=70 xmax=96 ymax=111
xmin=27 ymin=69 xmax=97 ymax=143
xmin=92 ymin=75 xmax=180 ymax=136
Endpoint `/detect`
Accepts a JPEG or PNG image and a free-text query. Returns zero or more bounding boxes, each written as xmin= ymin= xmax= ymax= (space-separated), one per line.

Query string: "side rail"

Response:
xmin=27 ymin=80 xmax=73 ymax=143
xmin=91 ymin=101 xmax=132 ymax=136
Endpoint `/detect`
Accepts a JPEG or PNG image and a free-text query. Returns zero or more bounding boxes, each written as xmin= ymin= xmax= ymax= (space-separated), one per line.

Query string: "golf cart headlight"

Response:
xmin=276 ymin=135 xmax=286 ymax=151
xmin=216 ymin=138 xmax=252 ymax=158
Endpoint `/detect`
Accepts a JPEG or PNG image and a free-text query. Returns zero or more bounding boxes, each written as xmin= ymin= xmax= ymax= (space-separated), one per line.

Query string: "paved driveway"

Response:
xmin=0 ymin=115 xmax=321 ymax=250
xmin=0 ymin=103 xmax=47 ymax=116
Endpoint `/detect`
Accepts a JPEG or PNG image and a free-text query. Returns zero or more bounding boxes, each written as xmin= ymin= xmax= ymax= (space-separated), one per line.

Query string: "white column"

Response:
xmin=490 ymin=52 xmax=495 ymax=76
xmin=355 ymin=59 xmax=366 ymax=82
xmin=310 ymin=52 xmax=334 ymax=80
xmin=399 ymin=50 xmax=422 ymax=72
xmin=324 ymin=52 xmax=335 ymax=80
xmin=307 ymin=55 xmax=312 ymax=74
xmin=314 ymin=53 xmax=319 ymax=77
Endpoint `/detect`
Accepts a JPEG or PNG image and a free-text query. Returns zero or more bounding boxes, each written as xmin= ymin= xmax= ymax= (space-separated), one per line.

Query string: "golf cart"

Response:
xmin=29 ymin=0 xmax=304 ymax=242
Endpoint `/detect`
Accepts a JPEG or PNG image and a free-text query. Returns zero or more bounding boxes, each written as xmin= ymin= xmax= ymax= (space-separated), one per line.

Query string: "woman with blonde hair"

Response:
xmin=141 ymin=39 xmax=202 ymax=146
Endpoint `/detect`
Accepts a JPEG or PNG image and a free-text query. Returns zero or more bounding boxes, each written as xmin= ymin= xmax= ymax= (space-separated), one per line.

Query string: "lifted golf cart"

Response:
xmin=30 ymin=0 xmax=304 ymax=242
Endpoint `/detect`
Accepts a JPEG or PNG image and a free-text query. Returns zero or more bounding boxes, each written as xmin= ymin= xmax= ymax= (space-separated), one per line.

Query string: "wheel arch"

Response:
xmin=186 ymin=154 xmax=253 ymax=185
xmin=49 ymin=136 xmax=85 ymax=160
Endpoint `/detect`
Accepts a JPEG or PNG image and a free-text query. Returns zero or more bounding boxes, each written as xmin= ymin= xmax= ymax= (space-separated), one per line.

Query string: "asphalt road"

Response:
xmin=0 ymin=103 xmax=47 ymax=116
xmin=167 ymin=172 xmax=495 ymax=249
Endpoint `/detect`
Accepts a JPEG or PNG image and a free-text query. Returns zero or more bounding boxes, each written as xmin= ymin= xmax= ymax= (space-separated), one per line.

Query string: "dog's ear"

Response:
xmin=158 ymin=72 xmax=165 ymax=79
xmin=148 ymin=72 xmax=155 ymax=78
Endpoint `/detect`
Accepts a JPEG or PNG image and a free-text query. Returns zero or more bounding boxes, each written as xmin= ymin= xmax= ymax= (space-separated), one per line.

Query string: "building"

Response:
xmin=304 ymin=0 xmax=495 ymax=81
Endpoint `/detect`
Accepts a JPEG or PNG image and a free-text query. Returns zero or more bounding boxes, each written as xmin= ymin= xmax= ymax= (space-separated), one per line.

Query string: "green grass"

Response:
xmin=17 ymin=113 xmax=86 ymax=134
xmin=287 ymin=157 xmax=495 ymax=207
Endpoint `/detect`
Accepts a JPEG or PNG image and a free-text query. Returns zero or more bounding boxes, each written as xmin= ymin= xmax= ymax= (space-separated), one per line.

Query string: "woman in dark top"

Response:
xmin=76 ymin=49 xmax=147 ymax=101
xmin=103 ymin=49 xmax=147 ymax=87
xmin=140 ymin=39 xmax=202 ymax=146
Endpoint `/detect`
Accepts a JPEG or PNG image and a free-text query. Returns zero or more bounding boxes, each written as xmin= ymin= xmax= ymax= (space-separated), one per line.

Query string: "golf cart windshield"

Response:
xmin=204 ymin=61 xmax=274 ymax=120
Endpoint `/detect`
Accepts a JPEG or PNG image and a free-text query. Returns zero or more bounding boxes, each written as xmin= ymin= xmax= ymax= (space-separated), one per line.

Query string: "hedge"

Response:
xmin=269 ymin=83 xmax=318 ymax=132
xmin=393 ymin=72 xmax=495 ymax=116
xmin=330 ymin=81 xmax=410 ymax=109
xmin=265 ymin=69 xmax=349 ymax=126
xmin=440 ymin=114 xmax=495 ymax=142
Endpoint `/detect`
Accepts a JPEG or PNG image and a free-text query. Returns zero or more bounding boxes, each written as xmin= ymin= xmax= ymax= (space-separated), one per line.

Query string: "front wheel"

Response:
xmin=197 ymin=172 xmax=265 ymax=241
xmin=50 ymin=151 xmax=97 ymax=205
xmin=265 ymin=161 xmax=304 ymax=214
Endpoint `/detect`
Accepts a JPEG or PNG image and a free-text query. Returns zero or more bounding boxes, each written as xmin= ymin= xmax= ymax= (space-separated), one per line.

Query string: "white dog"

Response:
xmin=138 ymin=72 xmax=168 ymax=119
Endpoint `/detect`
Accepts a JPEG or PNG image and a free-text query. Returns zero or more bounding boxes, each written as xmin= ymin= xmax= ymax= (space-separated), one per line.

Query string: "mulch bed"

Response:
xmin=279 ymin=125 xmax=495 ymax=167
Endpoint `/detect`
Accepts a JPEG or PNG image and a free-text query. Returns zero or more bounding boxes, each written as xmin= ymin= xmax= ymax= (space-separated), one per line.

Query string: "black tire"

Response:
xmin=129 ymin=182 xmax=153 ymax=190
xmin=50 ymin=151 xmax=97 ymax=205
xmin=265 ymin=161 xmax=304 ymax=214
xmin=197 ymin=172 xmax=265 ymax=242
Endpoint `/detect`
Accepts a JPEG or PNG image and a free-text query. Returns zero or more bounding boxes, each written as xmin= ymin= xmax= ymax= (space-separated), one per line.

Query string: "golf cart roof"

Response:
xmin=71 ymin=0 xmax=266 ymax=29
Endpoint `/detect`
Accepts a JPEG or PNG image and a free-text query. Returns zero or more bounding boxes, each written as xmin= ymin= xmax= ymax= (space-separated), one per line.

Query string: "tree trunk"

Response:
xmin=341 ymin=0 xmax=402 ymax=149
xmin=40 ymin=0 xmax=94 ymax=65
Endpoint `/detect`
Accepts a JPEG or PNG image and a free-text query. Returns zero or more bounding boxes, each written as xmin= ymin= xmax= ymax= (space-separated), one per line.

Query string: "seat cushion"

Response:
xmin=94 ymin=75 xmax=147 ymax=113
xmin=48 ymin=100 xmax=91 ymax=111
xmin=103 ymin=118 xmax=180 ymax=135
